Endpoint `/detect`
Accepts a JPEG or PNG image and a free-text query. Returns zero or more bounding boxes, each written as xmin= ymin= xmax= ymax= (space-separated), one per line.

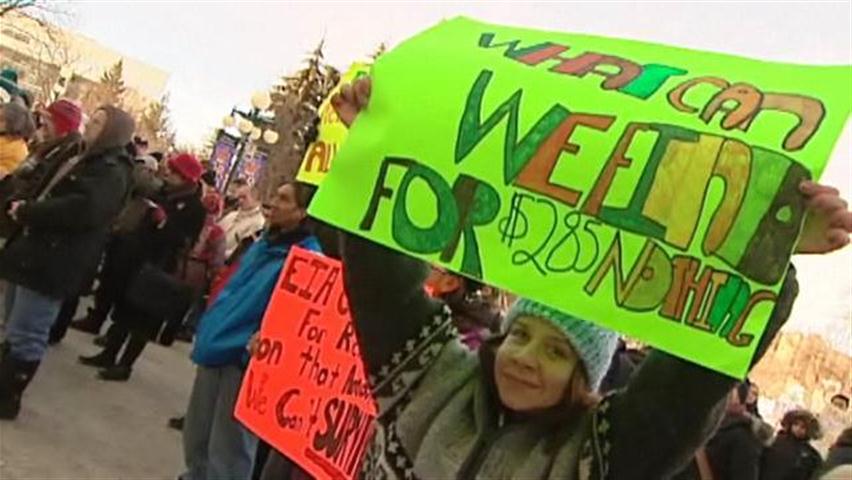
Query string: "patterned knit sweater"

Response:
xmin=340 ymin=234 xmax=798 ymax=480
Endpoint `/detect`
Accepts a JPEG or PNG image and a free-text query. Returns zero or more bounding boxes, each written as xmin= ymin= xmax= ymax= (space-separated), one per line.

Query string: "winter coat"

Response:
xmin=0 ymin=133 xmax=84 ymax=237
xmin=178 ymin=216 xmax=226 ymax=293
xmin=0 ymin=145 xmax=133 ymax=298
xmin=0 ymin=136 xmax=28 ymax=176
xmin=191 ymin=227 xmax=320 ymax=368
xmin=151 ymin=186 xmax=206 ymax=275
xmin=107 ymin=186 xmax=205 ymax=294
xmin=338 ymin=233 xmax=798 ymax=480
xmin=761 ymin=432 xmax=823 ymax=480
xmin=108 ymin=185 xmax=206 ymax=328
xmin=704 ymin=412 xmax=765 ymax=480
xmin=821 ymin=445 xmax=852 ymax=475
xmin=219 ymin=206 xmax=266 ymax=256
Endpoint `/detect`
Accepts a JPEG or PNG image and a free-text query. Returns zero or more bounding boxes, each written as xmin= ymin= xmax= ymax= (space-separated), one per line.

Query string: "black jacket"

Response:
xmin=705 ymin=412 xmax=765 ymax=480
xmin=153 ymin=186 xmax=206 ymax=275
xmin=761 ymin=432 xmax=822 ymax=480
xmin=0 ymin=145 xmax=133 ymax=298
xmin=107 ymin=186 xmax=206 ymax=298
xmin=109 ymin=185 xmax=205 ymax=326
xmin=0 ymin=133 xmax=84 ymax=237
xmin=818 ymin=445 xmax=852 ymax=477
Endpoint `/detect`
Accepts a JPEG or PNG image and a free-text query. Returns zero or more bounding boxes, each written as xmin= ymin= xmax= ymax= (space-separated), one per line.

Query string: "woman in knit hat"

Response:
xmin=0 ymin=100 xmax=84 ymax=237
xmin=33 ymin=99 xmax=83 ymax=145
xmin=80 ymin=152 xmax=206 ymax=381
xmin=0 ymin=102 xmax=36 ymax=177
xmin=290 ymin=77 xmax=852 ymax=479
xmin=0 ymin=105 xmax=136 ymax=420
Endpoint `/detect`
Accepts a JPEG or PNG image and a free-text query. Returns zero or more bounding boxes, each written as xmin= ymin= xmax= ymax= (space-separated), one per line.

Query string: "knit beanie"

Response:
xmin=0 ymin=68 xmax=19 ymax=101
xmin=46 ymin=99 xmax=83 ymax=137
xmin=168 ymin=153 xmax=203 ymax=183
xmin=504 ymin=298 xmax=619 ymax=391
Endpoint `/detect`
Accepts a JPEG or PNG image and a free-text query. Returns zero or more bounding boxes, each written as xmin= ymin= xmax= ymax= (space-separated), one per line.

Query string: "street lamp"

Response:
xmin=221 ymin=90 xmax=279 ymax=192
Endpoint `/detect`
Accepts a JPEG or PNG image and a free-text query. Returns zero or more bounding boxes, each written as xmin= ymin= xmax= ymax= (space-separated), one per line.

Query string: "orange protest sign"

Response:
xmin=235 ymin=247 xmax=376 ymax=480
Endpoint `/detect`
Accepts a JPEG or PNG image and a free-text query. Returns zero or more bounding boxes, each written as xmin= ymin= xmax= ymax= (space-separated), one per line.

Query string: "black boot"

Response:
xmin=168 ymin=416 xmax=185 ymax=431
xmin=78 ymin=351 xmax=116 ymax=368
xmin=98 ymin=365 xmax=131 ymax=382
xmin=70 ymin=308 xmax=104 ymax=335
xmin=0 ymin=351 xmax=40 ymax=420
xmin=79 ymin=323 xmax=127 ymax=368
xmin=97 ymin=331 xmax=146 ymax=382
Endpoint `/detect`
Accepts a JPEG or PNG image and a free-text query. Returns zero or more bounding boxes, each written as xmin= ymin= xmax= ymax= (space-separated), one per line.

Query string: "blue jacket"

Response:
xmin=191 ymin=228 xmax=320 ymax=367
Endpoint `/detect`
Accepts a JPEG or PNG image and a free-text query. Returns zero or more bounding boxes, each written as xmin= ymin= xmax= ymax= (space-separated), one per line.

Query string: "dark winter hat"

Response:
xmin=168 ymin=152 xmax=204 ymax=183
xmin=781 ymin=409 xmax=822 ymax=440
xmin=0 ymin=68 xmax=20 ymax=102
xmin=1 ymin=102 xmax=35 ymax=139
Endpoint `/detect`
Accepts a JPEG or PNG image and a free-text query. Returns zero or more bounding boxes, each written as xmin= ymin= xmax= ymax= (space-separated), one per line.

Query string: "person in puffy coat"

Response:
xmin=0 ymin=105 xmax=135 ymax=420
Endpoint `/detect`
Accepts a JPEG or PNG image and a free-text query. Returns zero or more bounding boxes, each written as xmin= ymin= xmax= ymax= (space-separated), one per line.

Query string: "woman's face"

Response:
xmin=494 ymin=315 xmax=578 ymax=412
xmin=83 ymin=110 xmax=107 ymax=144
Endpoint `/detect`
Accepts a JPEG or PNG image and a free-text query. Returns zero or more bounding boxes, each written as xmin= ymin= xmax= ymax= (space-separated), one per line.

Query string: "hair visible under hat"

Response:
xmin=504 ymin=298 xmax=619 ymax=391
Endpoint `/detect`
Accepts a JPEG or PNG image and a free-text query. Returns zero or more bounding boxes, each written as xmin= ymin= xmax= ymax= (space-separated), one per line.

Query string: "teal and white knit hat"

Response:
xmin=504 ymin=298 xmax=618 ymax=391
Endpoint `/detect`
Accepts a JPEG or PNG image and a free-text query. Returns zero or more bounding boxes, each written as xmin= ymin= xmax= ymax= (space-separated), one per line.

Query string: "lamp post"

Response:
xmin=221 ymin=90 xmax=279 ymax=192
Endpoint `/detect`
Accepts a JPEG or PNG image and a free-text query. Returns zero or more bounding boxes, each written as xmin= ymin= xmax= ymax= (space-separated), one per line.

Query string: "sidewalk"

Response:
xmin=0 ymin=329 xmax=195 ymax=480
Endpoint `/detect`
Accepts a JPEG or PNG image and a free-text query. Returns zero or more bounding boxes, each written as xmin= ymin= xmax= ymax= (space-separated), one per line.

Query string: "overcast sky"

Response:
xmin=64 ymin=1 xmax=851 ymax=350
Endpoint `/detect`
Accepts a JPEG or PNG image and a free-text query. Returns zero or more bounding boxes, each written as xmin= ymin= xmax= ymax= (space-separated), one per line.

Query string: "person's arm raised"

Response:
xmin=606 ymin=182 xmax=851 ymax=479
xmin=331 ymin=77 xmax=447 ymax=375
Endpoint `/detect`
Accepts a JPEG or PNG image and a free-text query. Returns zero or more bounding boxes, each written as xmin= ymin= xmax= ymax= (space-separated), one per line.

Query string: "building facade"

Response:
xmin=0 ymin=11 xmax=169 ymax=113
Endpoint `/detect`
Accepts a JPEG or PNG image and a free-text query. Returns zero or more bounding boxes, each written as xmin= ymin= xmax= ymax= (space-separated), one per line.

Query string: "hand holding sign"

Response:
xmin=331 ymin=77 xmax=371 ymax=128
xmin=796 ymin=181 xmax=852 ymax=254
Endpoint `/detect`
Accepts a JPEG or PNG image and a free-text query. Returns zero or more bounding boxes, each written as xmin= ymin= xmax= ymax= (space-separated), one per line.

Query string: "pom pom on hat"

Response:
xmin=504 ymin=298 xmax=619 ymax=391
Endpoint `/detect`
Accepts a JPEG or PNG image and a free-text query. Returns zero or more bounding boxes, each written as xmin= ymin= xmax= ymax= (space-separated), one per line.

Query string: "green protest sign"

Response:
xmin=309 ymin=17 xmax=852 ymax=377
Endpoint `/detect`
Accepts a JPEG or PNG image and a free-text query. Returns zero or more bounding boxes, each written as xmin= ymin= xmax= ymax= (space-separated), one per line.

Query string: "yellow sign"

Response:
xmin=297 ymin=63 xmax=371 ymax=185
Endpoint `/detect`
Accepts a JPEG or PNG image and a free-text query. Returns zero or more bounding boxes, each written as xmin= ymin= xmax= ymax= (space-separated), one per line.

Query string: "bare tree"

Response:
xmin=137 ymin=94 xmax=176 ymax=152
xmin=258 ymin=41 xmax=339 ymax=197
xmin=82 ymin=60 xmax=127 ymax=111
xmin=0 ymin=0 xmax=38 ymax=17
xmin=1 ymin=6 xmax=78 ymax=103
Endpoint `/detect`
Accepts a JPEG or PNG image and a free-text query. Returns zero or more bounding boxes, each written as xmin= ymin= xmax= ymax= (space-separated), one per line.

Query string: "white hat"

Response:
xmin=135 ymin=154 xmax=159 ymax=172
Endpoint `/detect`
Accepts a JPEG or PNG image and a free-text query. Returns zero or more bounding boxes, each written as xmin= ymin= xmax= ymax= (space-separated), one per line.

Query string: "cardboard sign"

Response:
xmin=235 ymin=247 xmax=376 ymax=480
xmin=308 ymin=17 xmax=852 ymax=378
xmin=297 ymin=62 xmax=372 ymax=185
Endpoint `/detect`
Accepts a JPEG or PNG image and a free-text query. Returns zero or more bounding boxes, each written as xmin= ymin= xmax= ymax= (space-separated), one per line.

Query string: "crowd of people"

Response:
xmin=1 ymin=63 xmax=851 ymax=480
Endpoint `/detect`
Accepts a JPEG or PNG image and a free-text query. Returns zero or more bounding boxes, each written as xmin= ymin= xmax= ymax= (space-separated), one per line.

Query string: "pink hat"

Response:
xmin=45 ymin=99 xmax=82 ymax=137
